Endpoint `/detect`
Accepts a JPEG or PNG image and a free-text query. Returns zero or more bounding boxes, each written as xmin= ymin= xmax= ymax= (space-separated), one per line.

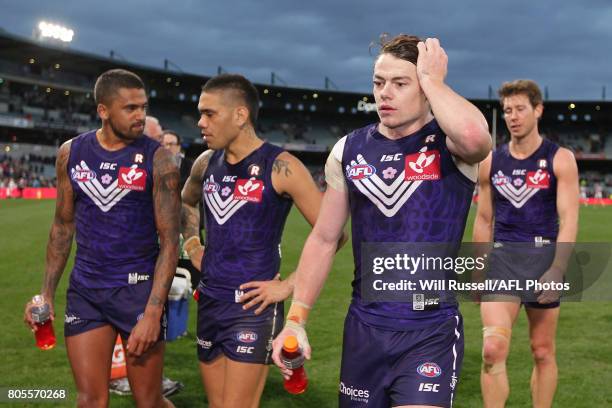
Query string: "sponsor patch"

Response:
xmin=405 ymin=149 xmax=441 ymax=181
xmin=233 ymin=178 xmax=263 ymax=203
xmin=118 ymin=166 xmax=147 ymax=191
xmin=197 ymin=337 xmax=212 ymax=349
xmin=526 ymin=169 xmax=550 ymax=189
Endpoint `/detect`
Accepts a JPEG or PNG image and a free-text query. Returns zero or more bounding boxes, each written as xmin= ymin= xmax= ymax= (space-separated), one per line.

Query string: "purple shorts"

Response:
xmin=196 ymin=294 xmax=283 ymax=364
xmin=64 ymin=278 xmax=167 ymax=341
xmin=339 ymin=310 xmax=464 ymax=407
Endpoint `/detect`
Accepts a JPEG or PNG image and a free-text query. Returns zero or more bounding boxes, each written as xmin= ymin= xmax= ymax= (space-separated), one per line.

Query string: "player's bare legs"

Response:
xmin=66 ymin=325 xmax=116 ymax=408
xmin=526 ymin=307 xmax=559 ymax=408
xmin=125 ymin=340 xmax=174 ymax=408
xmin=224 ymin=359 xmax=269 ymax=408
xmin=480 ymin=300 xmax=521 ymax=408
xmin=200 ymin=355 xmax=269 ymax=408
xmin=199 ymin=356 xmax=226 ymax=408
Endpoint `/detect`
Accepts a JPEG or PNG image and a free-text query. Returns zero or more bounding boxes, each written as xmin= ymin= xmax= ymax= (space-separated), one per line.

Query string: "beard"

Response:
xmin=108 ymin=117 xmax=143 ymax=141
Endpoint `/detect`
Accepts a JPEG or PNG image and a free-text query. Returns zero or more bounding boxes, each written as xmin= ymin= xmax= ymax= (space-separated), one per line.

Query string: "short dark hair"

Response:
xmin=162 ymin=129 xmax=180 ymax=145
xmin=376 ymin=33 xmax=423 ymax=65
xmin=94 ymin=69 xmax=145 ymax=105
xmin=202 ymin=74 xmax=260 ymax=125
xmin=498 ymin=79 xmax=543 ymax=108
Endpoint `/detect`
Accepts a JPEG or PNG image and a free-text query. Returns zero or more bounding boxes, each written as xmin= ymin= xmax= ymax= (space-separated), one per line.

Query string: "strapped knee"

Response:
xmin=482 ymin=326 xmax=511 ymax=375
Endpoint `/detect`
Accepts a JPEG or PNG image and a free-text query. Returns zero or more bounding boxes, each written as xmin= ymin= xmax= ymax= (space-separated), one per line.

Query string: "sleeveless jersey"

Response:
xmin=337 ymin=120 xmax=475 ymax=330
xmin=200 ymin=143 xmax=293 ymax=302
xmin=491 ymin=139 xmax=559 ymax=242
xmin=68 ymin=130 xmax=160 ymax=288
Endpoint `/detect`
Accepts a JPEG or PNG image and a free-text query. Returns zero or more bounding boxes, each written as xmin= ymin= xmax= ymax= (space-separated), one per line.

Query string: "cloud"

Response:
xmin=1 ymin=0 xmax=611 ymax=99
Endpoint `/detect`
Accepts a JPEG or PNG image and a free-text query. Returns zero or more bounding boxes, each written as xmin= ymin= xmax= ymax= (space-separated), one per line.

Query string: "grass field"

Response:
xmin=0 ymin=200 xmax=611 ymax=407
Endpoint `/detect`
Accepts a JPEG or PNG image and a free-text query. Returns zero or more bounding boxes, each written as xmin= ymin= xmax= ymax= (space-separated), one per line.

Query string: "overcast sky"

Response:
xmin=1 ymin=0 xmax=611 ymax=100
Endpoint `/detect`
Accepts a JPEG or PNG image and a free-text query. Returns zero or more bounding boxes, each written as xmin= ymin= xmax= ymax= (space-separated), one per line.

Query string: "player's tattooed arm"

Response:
xmin=41 ymin=141 xmax=75 ymax=301
xmin=180 ymin=150 xmax=213 ymax=271
xmin=24 ymin=142 xmax=74 ymax=329
xmin=149 ymin=147 xmax=181 ymax=310
xmin=272 ymin=158 xmax=292 ymax=177
xmin=181 ymin=150 xmax=212 ymax=239
xmin=271 ymin=152 xmax=347 ymax=250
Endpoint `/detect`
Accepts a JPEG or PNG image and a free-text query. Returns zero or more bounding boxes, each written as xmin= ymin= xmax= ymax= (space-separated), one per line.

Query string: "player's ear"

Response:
xmin=234 ymin=105 xmax=250 ymax=128
xmin=97 ymin=103 xmax=109 ymax=121
xmin=534 ymin=103 xmax=544 ymax=119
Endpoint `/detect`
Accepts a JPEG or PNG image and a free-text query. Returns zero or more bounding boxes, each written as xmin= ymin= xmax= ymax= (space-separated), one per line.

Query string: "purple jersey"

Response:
xmin=491 ymin=139 xmax=559 ymax=242
xmin=340 ymin=120 xmax=475 ymax=329
xmin=68 ymin=130 xmax=160 ymax=288
xmin=200 ymin=143 xmax=293 ymax=302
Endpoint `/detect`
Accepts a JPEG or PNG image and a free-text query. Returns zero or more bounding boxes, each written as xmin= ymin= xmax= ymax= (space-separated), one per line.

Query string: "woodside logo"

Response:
xmin=405 ymin=148 xmax=441 ymax=181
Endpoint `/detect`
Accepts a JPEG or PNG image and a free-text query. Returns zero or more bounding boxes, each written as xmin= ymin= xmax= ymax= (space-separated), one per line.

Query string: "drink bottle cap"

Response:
xmin=283 ymin=335 xmax=299 ymax=353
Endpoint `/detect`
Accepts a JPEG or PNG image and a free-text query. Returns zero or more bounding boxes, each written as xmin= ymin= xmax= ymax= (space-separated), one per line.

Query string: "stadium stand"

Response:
xmin=1 ymin=28 xmax=611 ymax=198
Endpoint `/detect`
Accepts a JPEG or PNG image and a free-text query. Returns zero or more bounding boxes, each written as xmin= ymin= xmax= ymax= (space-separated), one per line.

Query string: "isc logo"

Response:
xmin=347 ymin=164 xmax=376 ymax=180
xmin=418 ymin=383 xmax=440 ymax=393
xmin=100 ymin=162 xmax=117 ymax=170
xmin=236 ymin=346 xmax=254 ymax=354
xmin=223 ymin=175 xmax=238 ymax=182
xmin=380 ymin=153 xmax=402 ymax=162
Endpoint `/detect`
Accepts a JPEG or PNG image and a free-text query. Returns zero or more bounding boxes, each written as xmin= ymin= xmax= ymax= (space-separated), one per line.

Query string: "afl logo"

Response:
xmin=347 ymin=164 xmax=376 ymax=180
xmin=417 ymin=362 xmax=442 ymax=378
xmin=204 ymin=181 xmax=220 ymax=193
xmin=71 ymin=169 xmax=97 ymax=182
xmin=236 ymin=330 xmax=258 ymax=343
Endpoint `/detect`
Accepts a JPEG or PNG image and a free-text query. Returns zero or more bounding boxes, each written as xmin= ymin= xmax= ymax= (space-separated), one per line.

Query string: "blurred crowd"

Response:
xmin=0 ymin=154 xmax=56 ymax=190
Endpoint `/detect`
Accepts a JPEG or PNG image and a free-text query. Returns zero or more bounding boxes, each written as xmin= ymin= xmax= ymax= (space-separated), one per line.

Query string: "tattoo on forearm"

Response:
xmin=151 ymin=148 xmax=181 ymax=305
xmin=272 ymin=159 xmax=292 ymax=177
xmin=42 ymin=144 xmax=74 ymax=296
xmin=148 ymin=295 xmax=163 ymax=307
xmin=44 ymin=222 xmax=73 ymax=294
xmin=181 ymin=203 xmax=201 ymax=239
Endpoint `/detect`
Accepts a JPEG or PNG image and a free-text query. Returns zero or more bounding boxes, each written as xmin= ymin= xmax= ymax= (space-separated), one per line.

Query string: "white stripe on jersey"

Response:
xmin=72 ymin=160 xmax=131 ymax=213
xmin=203 ymin=174 xmax=250 ymax=225
xmin=493 ymin=173 xmax=541 ymax=209
xmin=348 ymin=154 xmax=423 ymax=218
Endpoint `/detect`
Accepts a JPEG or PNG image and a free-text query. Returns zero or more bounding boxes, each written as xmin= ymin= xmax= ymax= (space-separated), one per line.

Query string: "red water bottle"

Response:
xmin=31 ymin=295 xmax=56 ymax=350
xmin=281 ymin=335 xmax=308 ymax=394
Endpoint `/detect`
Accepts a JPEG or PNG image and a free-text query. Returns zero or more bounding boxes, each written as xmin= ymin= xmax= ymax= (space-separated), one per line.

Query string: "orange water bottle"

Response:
xmin=281 ymin=335 xmax=308 ymax=394
xmin=31 ymin=295 xmax=56 ymax=350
